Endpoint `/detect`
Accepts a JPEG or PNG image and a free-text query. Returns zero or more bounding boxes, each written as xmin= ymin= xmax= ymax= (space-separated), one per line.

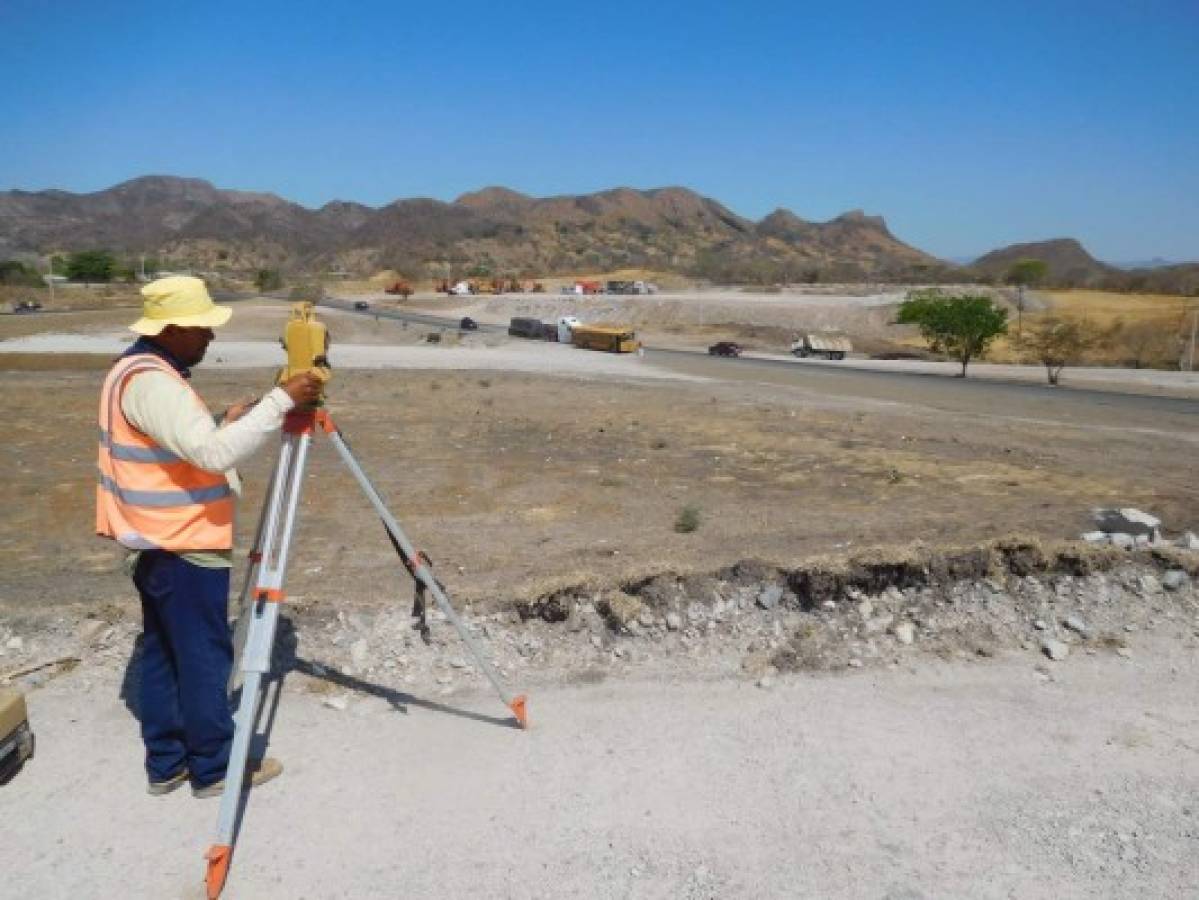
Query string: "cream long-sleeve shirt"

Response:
xmin=120 ymin=372 xmax=295 ymax=567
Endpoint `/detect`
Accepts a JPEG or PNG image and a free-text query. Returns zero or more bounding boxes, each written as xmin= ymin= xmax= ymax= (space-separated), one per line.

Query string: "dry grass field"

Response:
xmin=1044 ymin=289 xmax=1197 ymax=327
xmin=1 ymin=303 xmax=1196 ymax=618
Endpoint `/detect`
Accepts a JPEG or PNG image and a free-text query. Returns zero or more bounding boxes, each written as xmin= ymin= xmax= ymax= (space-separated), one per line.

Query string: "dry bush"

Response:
xmin=1111 ymin=320 xmax=1183 ymax=369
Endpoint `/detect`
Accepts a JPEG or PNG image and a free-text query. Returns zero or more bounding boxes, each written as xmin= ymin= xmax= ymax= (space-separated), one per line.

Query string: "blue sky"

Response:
xmin=2 ymin=0 xmax=1196 ymax=261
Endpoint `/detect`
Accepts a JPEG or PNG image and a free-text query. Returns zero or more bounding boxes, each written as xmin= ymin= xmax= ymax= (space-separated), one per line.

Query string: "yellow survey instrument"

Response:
xmin=277 ymin=302 xmax=331 ymax=400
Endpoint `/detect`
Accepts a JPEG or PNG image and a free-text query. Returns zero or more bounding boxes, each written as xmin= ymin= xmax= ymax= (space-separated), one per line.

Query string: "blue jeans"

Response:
xmin=133 ymin=551 xmax=234 ymax=787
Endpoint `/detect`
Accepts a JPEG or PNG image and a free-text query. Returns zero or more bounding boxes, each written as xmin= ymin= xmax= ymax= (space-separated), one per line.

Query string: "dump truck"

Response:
xmin=571 ymin=324 xmax=641 ymax=353
xmin=384 ymin=280 xmax=412 ymax=298
xmin=508 ymin=316 xmax=544 ymax=339
xmin=791 ymin=332 xmax=852 ymax=360
xmin=605 ymin=280 xmax=656 ymax=295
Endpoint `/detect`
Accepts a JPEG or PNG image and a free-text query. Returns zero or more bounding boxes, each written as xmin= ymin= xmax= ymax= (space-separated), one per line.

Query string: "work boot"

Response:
xmin=147 ymin=768 xmax=190 ymax=796
xmin=192 ymin=757 xmax=283 ymax=799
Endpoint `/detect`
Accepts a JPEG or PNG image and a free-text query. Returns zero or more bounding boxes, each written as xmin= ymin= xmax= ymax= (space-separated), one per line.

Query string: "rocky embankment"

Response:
xmin=2 ymin=529 xmax=1196 ymax=707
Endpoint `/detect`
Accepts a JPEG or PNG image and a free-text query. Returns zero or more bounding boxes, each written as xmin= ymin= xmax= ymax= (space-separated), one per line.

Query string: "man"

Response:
xmin=96 ymin=276 xmax=320 ymax=798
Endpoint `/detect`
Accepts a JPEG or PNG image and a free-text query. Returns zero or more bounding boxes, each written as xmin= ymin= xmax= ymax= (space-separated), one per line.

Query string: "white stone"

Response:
xmin=1093 ymin=507 xmax=1161 ymax=536
xmin=1041 ymin=638 xmax=1070 ymax=661
xmin=892 ymin=621 xmax=915 ymax=645
xmin=1081 ymin=531 xmax=1109 ymax=544
xmin=1162 ymin=570 xmax=1190 ymax=592
xmin=1063 ymin=616 xmax=1091 ymax=639
xmin=322 ymin=694 xmax=349 ymax=711
xmin=1138 ymin=575 xmax=1163 ymax=595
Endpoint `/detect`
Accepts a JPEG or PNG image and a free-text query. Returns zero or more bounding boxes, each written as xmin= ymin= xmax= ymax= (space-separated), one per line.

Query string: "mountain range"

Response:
xmin=1 ymin=176 xmax=1194 ymax=292
xmin=0 ymin=176 xmax=941 ymax=281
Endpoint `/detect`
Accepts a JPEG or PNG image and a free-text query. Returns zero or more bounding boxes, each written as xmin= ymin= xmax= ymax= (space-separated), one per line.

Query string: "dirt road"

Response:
xmin=5 ymin=635 xmax=1196 ymax=899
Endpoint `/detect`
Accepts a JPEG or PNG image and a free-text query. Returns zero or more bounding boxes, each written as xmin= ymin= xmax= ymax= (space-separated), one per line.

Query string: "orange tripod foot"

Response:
xmin=509 ymin=695 xmax=529 ymax=729
xmin=205 ymin=844 xmax=232 ymax=899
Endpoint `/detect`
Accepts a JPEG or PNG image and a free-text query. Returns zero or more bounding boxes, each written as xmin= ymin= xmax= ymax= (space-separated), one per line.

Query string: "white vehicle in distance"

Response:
xmin=557 ymin=315 xmax=581 ymax=343
xmin=791 ymin=332 xmax=853 ymax=360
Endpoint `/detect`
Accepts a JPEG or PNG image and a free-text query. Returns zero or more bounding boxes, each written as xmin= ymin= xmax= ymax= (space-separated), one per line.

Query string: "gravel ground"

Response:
xmin=3 ymin=300 xmax=1197 ymax=898
xmin=4 ymin=617 xmax=1196 ymax=900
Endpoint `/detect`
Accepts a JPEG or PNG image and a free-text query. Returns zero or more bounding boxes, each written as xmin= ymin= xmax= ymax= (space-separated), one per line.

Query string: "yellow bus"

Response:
xmin=570 ymin=325 xmax=641 ymax=353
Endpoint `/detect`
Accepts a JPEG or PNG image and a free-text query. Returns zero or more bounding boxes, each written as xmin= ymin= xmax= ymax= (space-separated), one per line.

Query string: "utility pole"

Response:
xmin=1015 ymin=283 xmax=1025 ymax=347
xmin=1188 ymin=306 xmax=1197 ymax=372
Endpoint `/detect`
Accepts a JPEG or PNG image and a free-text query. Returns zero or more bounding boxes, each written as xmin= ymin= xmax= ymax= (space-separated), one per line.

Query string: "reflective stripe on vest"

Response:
xmin=97 ymin=471 xmax=232 ymax=507
xmin=98 ymin=427 xmax=184 ymax=463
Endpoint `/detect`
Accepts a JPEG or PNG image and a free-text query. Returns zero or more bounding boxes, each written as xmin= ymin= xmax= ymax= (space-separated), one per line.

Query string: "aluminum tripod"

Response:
xmin=204 ymin=407 xmax=528 ymax=899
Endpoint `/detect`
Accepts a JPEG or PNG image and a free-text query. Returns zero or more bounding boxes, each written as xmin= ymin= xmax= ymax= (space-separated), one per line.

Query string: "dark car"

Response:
xmin=353 ymin=300 xmax=370 ymax=311
xmin=459 ymin=316 xmax=478 ymax=331
xmin=708 ymin=341 xmax=742 ymax=357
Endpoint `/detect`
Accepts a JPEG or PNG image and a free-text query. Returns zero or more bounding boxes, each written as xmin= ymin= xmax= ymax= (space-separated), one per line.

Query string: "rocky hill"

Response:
xmin=970 ymin=238 xmax=1115 ymax=285
xmin=0 ymin=176 xmax=941 ymax=281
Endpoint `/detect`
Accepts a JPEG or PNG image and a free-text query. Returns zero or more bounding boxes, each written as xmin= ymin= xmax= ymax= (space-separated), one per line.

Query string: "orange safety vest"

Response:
xmin=95 ymin=353 xmax=234 ymax=551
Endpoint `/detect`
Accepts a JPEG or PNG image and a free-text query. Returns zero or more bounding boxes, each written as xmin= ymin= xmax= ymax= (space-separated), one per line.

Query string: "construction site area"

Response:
xmin=2 ymin=291 xmax=1198 ymax=899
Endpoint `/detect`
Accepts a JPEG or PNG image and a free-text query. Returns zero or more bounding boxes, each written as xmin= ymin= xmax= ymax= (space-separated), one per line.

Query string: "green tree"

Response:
xmin=896 ymin=290 xmax=1009 ymax=377
xmin=65 ymin=250 xmax=116 ymax=283
xmin=254 ymin=269 xmax=283 ymax=292
xmin=1004 ymin=258 xmax=1048 ymax=344
xmin=0 ymin=260 xmax=43 ymax=286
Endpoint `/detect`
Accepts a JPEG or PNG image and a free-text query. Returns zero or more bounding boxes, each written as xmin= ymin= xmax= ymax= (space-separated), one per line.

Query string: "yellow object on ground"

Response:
xmin=571 ymin=325 xmax=641 ymax=353
xmin=0 ymin=687 xmax=35 ymax=782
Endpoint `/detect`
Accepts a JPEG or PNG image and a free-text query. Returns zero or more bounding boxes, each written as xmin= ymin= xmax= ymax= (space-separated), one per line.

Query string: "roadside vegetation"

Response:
xmin=896 ymin=290 xmax=1009 ymax=376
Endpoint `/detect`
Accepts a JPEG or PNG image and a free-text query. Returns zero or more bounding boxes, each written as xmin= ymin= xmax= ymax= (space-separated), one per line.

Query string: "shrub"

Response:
xmin=674 ymin=505 xmax=701 ymax=534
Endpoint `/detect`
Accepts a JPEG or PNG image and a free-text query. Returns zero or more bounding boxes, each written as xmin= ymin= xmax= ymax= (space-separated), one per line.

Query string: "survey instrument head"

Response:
xmin=278 ymin=302 xmax=331 ymax=403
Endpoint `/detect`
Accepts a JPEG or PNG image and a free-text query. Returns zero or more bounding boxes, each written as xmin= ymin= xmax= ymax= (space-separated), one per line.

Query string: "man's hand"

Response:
xmin=281 ymin=372 xmax=323 ymax=407
xmin=223 ymin=397 xmax=259 ymax=424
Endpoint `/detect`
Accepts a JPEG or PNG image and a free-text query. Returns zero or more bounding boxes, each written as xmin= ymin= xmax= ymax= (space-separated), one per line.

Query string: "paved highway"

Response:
xmin=317 ymin=298 xmax=1198 ymax=431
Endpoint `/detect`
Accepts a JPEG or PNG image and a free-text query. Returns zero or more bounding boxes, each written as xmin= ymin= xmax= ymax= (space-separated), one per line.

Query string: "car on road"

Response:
xmin=708 ymin=341 xmax=742 ymax=357
xmin=11 ymin=299 xmax=42 ymax=314
xmin=459 ymin=316 xmax=478 ymax=331
xmin=353 ymin=300 xmax=370 ymax=310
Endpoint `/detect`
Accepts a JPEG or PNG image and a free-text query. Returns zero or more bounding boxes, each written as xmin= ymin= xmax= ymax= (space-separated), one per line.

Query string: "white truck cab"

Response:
xmin=557 ymin=315 xmax=581 ymax=343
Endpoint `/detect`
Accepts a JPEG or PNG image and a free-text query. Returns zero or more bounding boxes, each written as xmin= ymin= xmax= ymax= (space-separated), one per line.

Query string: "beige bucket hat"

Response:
xmin=130 ymin=276 xmax=232 ymax=335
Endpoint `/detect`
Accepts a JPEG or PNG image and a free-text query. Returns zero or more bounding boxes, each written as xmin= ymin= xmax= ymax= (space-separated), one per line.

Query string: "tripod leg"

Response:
xmin=228 ymin=451 xmax=282 ymax=694
xmin=206 ymin=429 xmax=311 ymax=899
xmin=323 ymin=422 xmax=527 ymax=728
